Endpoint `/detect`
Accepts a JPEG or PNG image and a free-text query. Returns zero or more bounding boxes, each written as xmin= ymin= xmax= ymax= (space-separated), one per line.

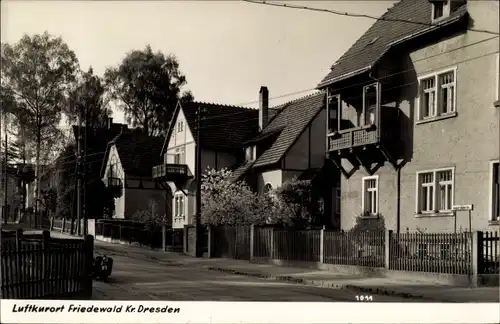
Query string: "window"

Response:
xmin=335 ymin=187 xmax=341 ymax=215
xmin=177 ymin=121 xmax=183 ymax=133
xmin=174 ymin=146 xmax=185 ymax=164
xmin=431 ymin=0 xmax=449 ymax=22
xmin=327 ymin=94 xmax=341 ymax=133
xmin=418 ymin=68 xmax=457 ymax=121
xmin=263 ymin=183 xmax=273 ymax=196
xmin=490 ymin=161 xmax=500 ymax=221
xmin=362 ymin=176 xmax=378 ymax=215
xmin=416 ymin=168 xmax=454 ymax=214
xmin=363 ymin=84 xmax=378 ymax=126
xmin=174 ymin=193 xmax=185 ymax=221
xmin=245 ymin=146 xmax=256 ymax=161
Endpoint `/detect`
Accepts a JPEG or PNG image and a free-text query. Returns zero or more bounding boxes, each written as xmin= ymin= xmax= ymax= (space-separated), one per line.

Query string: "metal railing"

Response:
xmin=324 ymin=230 xmax=385 ymax=267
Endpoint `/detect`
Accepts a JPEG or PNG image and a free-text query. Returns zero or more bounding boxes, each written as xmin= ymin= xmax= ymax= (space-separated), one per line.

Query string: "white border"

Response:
xmin=415 ymin=167 xmax=455 ymax=214
xmin=488 ymin=159 xmax=499 ymax=221
xmin=361 ymin=175 xmax=379 ymax=215
xmin=1 ymin=300 xmax=499 ymax=324
xmin=416 ymin=66 xmax=457 ymax=122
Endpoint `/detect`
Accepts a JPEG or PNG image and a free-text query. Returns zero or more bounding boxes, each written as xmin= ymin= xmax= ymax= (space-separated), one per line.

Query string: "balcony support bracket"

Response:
xmin=329 ymin=154 xmax=358 ymax=179
xmin=155 ymin=179 xmax=188 ymax=196
xmin=352 ymin=153 xmax=380 ymax=176
xmin=377 ymin=144 xmax=398 ymax=170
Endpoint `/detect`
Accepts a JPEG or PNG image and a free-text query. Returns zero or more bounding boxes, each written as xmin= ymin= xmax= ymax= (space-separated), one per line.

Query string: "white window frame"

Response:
xmin=488 ymin=160 xmax=500 ymax=221
xmin=361 ymin=175 xmax=379 ymax=216
xmin=415 ymin=167 xmax=455 ymax=215
xmin=174 ymin=192 xmax=185 ymax=222
xmin=431 ymin=0 xmax=450 ymax=23
xmin=174 ymin=146 xmax=185 ymax=164
xmin=417 ymin=67 xmax=457 ymax=122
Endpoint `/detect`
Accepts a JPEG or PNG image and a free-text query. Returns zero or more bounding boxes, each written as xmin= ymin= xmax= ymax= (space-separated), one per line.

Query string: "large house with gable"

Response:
xmin=101 ymin=129 xmax=166 ymax=220
xmin=231 ymin=87 xmax=341 ymax=228
xmin=154 ymin=101 xmax=259 ymax=229
xmin=317 ymin=0 xmax=499 ymax=232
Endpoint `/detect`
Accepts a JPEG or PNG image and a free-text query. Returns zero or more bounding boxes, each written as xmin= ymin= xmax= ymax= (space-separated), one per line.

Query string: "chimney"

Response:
xmin=107 ymin=117 xmax=113 ymax=129
xmin=259 ymin=86 xmax=269 ymax=131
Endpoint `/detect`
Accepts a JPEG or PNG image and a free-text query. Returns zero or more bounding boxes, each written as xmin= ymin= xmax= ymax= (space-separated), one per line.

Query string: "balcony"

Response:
xmin=152 ymin=163 xmax=191 ymax=183
xmin=103 ymin=176 xmax=123 ymax=198
xmin=326 ymin=83 xmax=399 ymax=154
xmin=328 ymin=125 xmax=379 ymax=151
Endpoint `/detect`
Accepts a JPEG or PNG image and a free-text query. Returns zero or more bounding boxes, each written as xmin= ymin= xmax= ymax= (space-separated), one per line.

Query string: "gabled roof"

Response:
xmin=101 ymin=129 xmax=165 ymax=178
xmin=252 ymin=92 xmax=326 ymax=168
xmin=317 ymin=0 xmax=468 ymax=88
xmin=160 ymin=101 xmax=259 ymax=156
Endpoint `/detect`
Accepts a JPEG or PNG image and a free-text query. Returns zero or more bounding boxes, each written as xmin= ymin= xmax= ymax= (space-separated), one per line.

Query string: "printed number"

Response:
xmin=355 ymin=295 xmax=373 ymax=302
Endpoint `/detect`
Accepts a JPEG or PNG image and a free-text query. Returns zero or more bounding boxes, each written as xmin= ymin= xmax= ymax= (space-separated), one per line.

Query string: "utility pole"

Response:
xmin=195 ymin=105 xmax=203 ymax=258
xmin=76 ymin=107 xmax=83 ymax=236
xmin=1 ymin=112 xmax=7 ymax=224
xmin=82 ymin=104 xmax=88 ymax=236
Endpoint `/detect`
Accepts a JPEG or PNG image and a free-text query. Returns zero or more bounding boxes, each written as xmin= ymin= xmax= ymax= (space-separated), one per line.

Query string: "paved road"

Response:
xmin=92 ymin=250 xmax=409 ymax=302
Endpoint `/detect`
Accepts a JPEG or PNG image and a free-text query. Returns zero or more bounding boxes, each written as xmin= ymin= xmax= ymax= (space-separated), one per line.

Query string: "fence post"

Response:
xmin=250 ymin=224 xmax=255 ymax=261
xmin=15 ymin=228 xmax=23 ymax=298
xmin=320 ymin=226 xmax=325 ymax=264
xmin=84 ymin=234 xmax=94 ymax=299
xmin=471 ymin=231 xmax=482 ymax=288
xmin=42 ymin=230 xmax=50 ymax=296
xmin=207 ymin=225 xmax=213 ymax=258
xmin=384 ymin=229 xmax=392 ymax=269
xmin=183 ymin=225 xmax=188 ymax=254
xmin=270 ymin=228 xmax=275 ymax=259
xmin=62 ymin=218 xmax=65 ymax=233
xmin=162 ymin=225 xmax=167 ymax=251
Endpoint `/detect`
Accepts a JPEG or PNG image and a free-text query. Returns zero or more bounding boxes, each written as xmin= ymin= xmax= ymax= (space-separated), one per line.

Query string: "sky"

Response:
xmin=1 ymin=0 xmax=396 ymax=125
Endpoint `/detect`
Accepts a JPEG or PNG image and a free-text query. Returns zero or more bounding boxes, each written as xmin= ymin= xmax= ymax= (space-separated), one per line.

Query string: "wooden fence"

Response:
xmin=1 ymin=229 xmax=94 ymax=299
xmin=209 ymin=226 xmax=499 ymax=277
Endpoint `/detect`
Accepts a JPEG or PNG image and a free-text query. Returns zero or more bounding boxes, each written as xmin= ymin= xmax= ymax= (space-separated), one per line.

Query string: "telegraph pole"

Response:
xmin=195 ymin=105 xmax=203 ymax=258
xmin=76 ymin=108 xmax=83 ymax=236
xmin=82 ymin=104 xmax=88 ymax=236
xmin=2 ymin=112 xmax=7 ymax=224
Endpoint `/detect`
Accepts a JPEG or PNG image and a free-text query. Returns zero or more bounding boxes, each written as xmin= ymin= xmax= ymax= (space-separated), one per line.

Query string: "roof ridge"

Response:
xmin=270 ymin=90 xmax=323 ymax=110
xmin=193 ymin=100 xmax=258 ymax=111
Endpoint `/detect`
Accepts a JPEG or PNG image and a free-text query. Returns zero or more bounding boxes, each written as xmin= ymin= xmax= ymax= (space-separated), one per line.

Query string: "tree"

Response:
xmin=104 ymin=45 xmax=193 ymax=136
xmin=131 ymin=199 xmax=167 ymax=230
xmin=65 ymin=67 xmax=112 ymax=129
xmin=1 ymin=32 xmax=79 ymax=214
xmin=201 ymin=168 xmax=275 ymax=226
xmin=274 ymin=177 xmax=315 ymax=228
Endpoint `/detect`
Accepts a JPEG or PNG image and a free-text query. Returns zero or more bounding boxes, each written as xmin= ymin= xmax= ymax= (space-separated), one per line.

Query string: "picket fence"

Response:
xmin=210 ymin=226 xmax=499 ymax=277
xmin=1 ymin=229 xmax=94 ymax=299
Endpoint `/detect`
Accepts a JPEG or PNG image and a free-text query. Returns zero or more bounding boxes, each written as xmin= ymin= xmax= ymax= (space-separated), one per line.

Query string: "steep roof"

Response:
xmin=317 ymin=0 xmax=468 ymax=88
xmin=101 ymin=130 xmax=165 ymax=178
xmin=252 ymin=92 xmax=325 ymax=169
xmin=161 ymin=101 xmax=259 ymax=155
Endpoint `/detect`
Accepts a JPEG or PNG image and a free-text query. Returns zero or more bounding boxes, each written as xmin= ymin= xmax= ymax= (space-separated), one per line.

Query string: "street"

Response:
xmin=92 ymin=247 xmax=411 ymax=302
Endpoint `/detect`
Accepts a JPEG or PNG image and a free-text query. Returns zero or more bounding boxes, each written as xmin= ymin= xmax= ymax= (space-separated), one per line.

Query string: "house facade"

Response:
xmin=101 ymin=130 xmax=167 ymax=220
xmin=154 ymin=101 xmax=259 ymax=229
xmin=318 ymin=0 xmax=499 ymax=232
xmin=232 ymin=87 xmax=341 ymax=228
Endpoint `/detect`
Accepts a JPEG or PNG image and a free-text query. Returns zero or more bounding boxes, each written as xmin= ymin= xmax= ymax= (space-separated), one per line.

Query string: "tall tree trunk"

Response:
xmin=34 ymin=120 xmax=41 ymax=227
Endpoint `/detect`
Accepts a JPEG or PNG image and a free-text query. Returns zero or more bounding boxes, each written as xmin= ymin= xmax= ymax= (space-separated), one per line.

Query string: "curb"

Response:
xmin=205 ymin=266 xmax=449 ymax=301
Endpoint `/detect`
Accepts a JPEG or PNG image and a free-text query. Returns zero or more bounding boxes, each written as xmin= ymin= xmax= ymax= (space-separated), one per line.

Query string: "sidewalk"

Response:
xmin=50 ymin=230 xmax=500 ymax=303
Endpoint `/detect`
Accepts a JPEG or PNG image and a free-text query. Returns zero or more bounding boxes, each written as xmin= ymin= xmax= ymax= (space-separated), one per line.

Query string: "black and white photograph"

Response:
xmin=1 ymin=0 xmax=499 ymax=322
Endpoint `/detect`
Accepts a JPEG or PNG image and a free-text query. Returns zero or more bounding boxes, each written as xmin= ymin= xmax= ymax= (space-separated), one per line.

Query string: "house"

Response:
xmin=101 ymin=129 xmax=167 ymax=220
xmin=153 ymin=101 xmax=259 ymax=229
xmin=317 ymin=0 xmax=499 ymax=232
xmin=231 ymin=87 xmax=341 ymax=228
xmin=73 ymin=117 xmax=128 ymax=218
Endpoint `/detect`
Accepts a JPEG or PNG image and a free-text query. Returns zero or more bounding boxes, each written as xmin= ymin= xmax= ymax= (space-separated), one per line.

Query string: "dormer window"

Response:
xmin=430 ymin=0 xmax=450 ymax=22
xmin=245 ymin=145 xmax=256 ymax=161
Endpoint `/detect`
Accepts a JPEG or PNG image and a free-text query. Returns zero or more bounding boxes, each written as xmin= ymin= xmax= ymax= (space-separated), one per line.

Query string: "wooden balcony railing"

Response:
xmin=327 ymin=125 xmax=379 ymax=152
xmin=152 ymin=164 xmax=189 ymax=180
